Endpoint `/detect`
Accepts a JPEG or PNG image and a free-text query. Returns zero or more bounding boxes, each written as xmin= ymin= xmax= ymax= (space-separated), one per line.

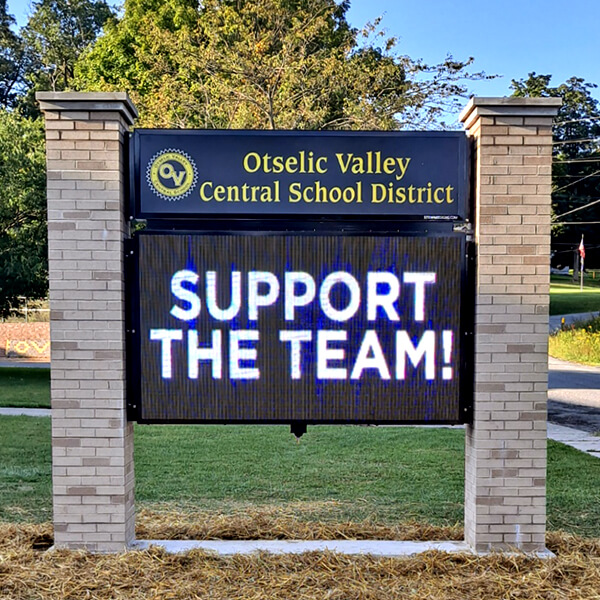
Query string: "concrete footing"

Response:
xmin=129 ymin=539 xmax=554 ymax=558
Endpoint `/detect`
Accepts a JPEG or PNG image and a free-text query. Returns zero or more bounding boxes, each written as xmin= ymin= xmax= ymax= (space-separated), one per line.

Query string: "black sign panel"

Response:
xmin=130 ymin=130 xmax=469 ymax=220
xmin=129 ymin=233 xmax=470 ymax=424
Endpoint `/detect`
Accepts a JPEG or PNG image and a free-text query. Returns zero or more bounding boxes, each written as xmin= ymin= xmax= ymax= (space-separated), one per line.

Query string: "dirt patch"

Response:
xmin=0 ymin=323 xmax=50 ymax=359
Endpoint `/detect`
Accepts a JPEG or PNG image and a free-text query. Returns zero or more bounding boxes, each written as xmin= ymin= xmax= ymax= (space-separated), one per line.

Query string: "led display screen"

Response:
xmin=130 ymin=233 xmax=469 ymax=423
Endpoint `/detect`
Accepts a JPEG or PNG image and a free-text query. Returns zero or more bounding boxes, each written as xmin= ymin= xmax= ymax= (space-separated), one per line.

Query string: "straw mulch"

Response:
xmin=2 ymin=509 xmax=600 ymax=600
xmin=135 ymin=504 xmax=464 ymax=541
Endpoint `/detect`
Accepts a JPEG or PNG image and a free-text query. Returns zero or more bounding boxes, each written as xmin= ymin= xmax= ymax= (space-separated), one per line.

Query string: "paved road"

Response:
xmin=548 ymin=311 xmax=600 ymax=332
xmin=546 ymin=307 xmax=600 ymax=435
xmin=0 ymin=360 xmax=49 ymax=368
xmin=548 ymin=356 xmax=600 ymax=433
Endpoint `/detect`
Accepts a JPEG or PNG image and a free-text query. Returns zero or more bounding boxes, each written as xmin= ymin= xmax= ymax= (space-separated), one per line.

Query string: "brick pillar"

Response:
xmin=37 ymin=92 xmax=138 ymax=552
xmin=460 ymin=97 xmax=561 ymax=553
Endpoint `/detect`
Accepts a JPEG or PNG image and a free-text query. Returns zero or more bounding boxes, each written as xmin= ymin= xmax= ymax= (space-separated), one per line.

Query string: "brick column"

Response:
xmin=37 ymin=92 xmax=138 ymax=552
xmin=460 ymin=97 xmax=561 ymax=553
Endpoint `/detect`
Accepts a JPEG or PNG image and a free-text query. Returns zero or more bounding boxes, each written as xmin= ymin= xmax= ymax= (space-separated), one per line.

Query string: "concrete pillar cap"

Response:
xmin=460 ymin=96 xmax=562 ymax=129
xmin=36 ymin=91 xmax=138 ymax=125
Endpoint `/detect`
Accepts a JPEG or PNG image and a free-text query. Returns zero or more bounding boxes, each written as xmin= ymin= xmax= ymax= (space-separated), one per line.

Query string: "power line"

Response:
xmin=554 ymin=116 xmax=600 ymax=126
xmin=553 ymin=169 xmax=600 ymax=192
xmin=553 ymin=158 xmax=600 ymax=164
xmin=553 ymin=243 xmax=600 ymax=249
xmin=554 ymin=192 xmax=600 ymax=200
xmin=553 ymin=243 xmax=600 ymax=254
xmin=552 ymin=197 xmax=600 ymax=220
xmin=553 ymin=221 xmax=600 ymax=225
xmin=553 ymin=138 xmax=600 ymax=145
xmin=556 ymin=173 xmax=600 ymax=178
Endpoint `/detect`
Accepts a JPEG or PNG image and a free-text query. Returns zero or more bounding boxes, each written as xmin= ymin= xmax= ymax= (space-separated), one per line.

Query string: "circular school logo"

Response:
xmin=147 ymin=149 xmax=197 ymax=201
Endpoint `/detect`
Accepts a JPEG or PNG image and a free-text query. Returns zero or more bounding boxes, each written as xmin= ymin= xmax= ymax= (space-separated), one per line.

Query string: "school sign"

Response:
xmin=38 ymin=91 xmax=560 ymax=554
xmin=130 ymin=130 xmax=468 ymax=219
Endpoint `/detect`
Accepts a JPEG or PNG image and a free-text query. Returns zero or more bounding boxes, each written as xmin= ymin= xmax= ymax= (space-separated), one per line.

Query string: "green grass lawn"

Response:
xmin=0 ymin=416 xmax=53 ymax=522
xmin=136 ymin=423 xmax=465 ymax=526
xmin=0 ymin=368 xmax=50 ymax=408
xmin=550 ymin=275 xmax=600 ymax=315
xmin=546 ymin=439 xmax=600 ymax=535
xmin=2 ymin=416 xmax=600 ymax=537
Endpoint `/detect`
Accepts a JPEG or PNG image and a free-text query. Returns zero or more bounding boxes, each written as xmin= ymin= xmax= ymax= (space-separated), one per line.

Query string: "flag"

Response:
xmin=579 ymin=237 xmax=585 ymax=260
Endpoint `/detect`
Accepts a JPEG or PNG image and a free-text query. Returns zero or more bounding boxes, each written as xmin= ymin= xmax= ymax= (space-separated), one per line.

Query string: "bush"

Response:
xmin=549 ymin=316 xmax=600 ymax=365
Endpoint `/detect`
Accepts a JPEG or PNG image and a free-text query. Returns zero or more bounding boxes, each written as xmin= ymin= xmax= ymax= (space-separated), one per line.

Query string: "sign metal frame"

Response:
xmin=125 ymin=129 xmax=475 ymax=426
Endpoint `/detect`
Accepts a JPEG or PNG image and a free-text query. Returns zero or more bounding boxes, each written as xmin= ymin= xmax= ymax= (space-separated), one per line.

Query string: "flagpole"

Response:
xmin=580 ymin=235 xmax=585 ymax=291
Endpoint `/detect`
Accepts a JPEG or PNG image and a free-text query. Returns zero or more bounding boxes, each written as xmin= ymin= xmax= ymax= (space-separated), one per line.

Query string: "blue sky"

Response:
xmin=346 ymin=0 xmax=600 ymax=103
xmin=8 ymin=0 xmax=600 ymax=121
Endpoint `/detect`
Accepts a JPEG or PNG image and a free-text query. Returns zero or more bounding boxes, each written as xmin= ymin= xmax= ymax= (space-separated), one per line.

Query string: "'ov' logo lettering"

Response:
xmin=147 ymin=149 xmax=197 ymax=201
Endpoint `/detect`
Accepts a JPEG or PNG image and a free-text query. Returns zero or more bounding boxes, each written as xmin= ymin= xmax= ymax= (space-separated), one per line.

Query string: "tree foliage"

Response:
xmin=512 ymin=73 xmax=600 ymax=158
xmin=23 ymin=0 xmax=115 ymax=92
xmin=512 ymin=73 xmax=600 ymax=266
xmin=0 ymin=110 xmax=47 ymax=316
xmin=0 ymin=0 xmax=30 ymax=108
xmin=75 ymin=0 xmax=488 ymax=130
xmin=0 ymin=0 xmax=113 ymax=312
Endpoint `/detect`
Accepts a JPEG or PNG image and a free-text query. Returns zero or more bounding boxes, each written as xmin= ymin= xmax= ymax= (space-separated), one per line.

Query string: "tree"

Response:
xmin=511 ymin=73 xmax=600 ymax=269
xmin=0 ymin=110 xmax=47 ymax=316
xmin=75 ymin=0 xmax=489 ymax=129
xmin=0 ymin=0 xmax=31 ymax=108
xmin=0 ymin=0 xmax=116 ymax=314
xmin=22 ymin=0 xmax=115 ymax=93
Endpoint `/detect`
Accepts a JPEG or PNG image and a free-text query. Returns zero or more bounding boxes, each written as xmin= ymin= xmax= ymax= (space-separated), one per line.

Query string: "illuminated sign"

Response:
xmin=128 ymin=233 xmax=471 ymax=424
xmin=129 ymin=130 xmax=469 ymax=220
